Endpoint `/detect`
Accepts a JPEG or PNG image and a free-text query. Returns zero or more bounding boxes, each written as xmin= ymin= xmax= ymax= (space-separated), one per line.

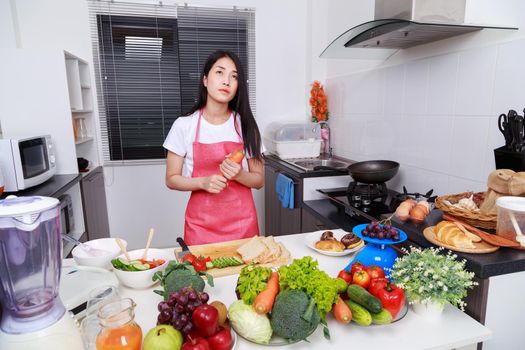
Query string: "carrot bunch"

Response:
xmin=309 ymin=80 xmax=329 ymax=123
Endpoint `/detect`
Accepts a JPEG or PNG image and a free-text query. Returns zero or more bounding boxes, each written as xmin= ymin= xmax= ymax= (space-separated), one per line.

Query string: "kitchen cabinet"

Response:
xmin=264 ymin=161 xmax=332 ymax=236
xmin=80 ymin=166 xmax=110 ymax=241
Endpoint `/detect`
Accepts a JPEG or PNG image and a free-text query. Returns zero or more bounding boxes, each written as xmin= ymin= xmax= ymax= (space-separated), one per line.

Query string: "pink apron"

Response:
xmin=184 ymin=110 xmax=259 ymax=245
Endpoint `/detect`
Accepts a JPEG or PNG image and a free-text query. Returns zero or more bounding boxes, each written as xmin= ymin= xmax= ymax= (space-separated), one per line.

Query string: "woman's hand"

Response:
xmin=201 ymin=174 xmax=228 ymax=193
xmin=220 ymin=158 xmax=242 ymax=180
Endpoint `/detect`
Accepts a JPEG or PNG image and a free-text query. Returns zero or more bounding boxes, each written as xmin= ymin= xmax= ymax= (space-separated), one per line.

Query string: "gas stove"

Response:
xmin=318 ymin=185 xmax=436 ymax=223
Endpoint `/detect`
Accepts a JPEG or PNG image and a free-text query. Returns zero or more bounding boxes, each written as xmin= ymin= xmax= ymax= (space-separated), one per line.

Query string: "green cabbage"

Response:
xmin=228 ymin=300 xmax=272 ymax=344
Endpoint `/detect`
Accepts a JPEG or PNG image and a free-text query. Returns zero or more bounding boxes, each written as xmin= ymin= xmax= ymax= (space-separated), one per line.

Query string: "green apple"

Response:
xmin=143 ymin=324 xmax=183 ymax=350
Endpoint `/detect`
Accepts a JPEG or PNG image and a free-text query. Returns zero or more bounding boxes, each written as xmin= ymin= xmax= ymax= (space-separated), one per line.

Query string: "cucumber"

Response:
xmin=371 ymin=309 xmax=393 ymax=325
xmin=132 ymin=262 xmax=150 ymax=271
xmin=345 ymin=300 xmax=372 ymax=326
xmin=207 ymin=257 xmax=244 ymax=269
xmin=347 ymin=284 xmax=383 ymax=314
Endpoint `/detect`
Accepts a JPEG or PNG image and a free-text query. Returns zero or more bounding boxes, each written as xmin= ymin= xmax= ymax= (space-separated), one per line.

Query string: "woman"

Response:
xmin=163 ymin=50 xmax=264 ymax=245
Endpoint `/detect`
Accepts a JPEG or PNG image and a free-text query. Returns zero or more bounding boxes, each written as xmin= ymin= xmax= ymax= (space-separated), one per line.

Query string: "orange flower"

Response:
xmin=309 ymin=80 xmax=329 ymax=123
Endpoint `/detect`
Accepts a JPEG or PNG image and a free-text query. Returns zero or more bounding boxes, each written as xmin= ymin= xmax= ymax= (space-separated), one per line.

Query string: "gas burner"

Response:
xmin=395 ymin=186 xmax=436 ymax=202
xmin=347 ymin=182 xmax=388 ymax=201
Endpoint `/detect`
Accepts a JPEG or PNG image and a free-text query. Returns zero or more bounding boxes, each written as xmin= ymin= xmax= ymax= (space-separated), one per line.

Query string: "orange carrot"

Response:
xmin=332 ymin=296 xmax=352 ymax=324
xmin=228 ymin=150 xmax=244 ymax=164
xmin=253 ymin=271 xmax=279 ymax=314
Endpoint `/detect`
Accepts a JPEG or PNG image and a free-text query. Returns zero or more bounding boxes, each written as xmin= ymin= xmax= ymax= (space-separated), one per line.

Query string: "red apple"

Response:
xmin=192 ymin=305 xmax=219 ymax=337
xmin=182 ymin=337 xmax=211 ymax=350
xmin=207 ymin=327 xmax=233 ymax=350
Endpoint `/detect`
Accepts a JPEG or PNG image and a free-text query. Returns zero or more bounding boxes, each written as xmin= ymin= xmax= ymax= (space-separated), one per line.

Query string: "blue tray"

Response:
xmin=352 ymin=223 xmax=408 ymax=245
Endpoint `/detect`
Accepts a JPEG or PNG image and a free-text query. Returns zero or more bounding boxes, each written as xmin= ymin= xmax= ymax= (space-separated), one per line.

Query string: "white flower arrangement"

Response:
xmin=390 ymin=246 xmax=478 ymax=311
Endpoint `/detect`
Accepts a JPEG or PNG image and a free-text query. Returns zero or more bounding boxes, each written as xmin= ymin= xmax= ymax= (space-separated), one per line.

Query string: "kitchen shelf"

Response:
xmin=75 ymin=136 xmax=93 ymax=145
xmin=72 ymin=110 xmax=93 ymax=116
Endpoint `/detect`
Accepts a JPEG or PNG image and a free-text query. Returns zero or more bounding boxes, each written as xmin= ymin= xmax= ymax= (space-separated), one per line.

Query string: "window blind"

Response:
xmin=87 ymin=1 xmax=256 ymax=164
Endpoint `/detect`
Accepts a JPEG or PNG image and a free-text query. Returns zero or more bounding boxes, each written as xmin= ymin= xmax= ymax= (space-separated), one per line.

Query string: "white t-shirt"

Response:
xmin=163 ymin=110 xmax=251 ymax=177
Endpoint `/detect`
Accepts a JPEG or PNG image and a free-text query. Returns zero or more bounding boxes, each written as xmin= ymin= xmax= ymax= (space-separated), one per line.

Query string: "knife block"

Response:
xmin=494 ymin=146 xmax=525 ymax=171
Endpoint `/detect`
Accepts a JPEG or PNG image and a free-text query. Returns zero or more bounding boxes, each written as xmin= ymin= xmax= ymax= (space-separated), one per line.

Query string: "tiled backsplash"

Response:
xmin=326 ymin=38 xmax=525 ymax=197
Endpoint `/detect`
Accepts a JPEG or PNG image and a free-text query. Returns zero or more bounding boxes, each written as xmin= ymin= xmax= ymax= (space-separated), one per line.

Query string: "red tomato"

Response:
xmin=350 ymin=261 xmax=365 ymax=275
xmin=182 ymin=254 xmax=196 ymax=264
xmin=365 ymin=265 xmax=385 ymax=280
xmin=337 ymin=269 xmax=353 ymax=284
xmin=352 ymin=270 xmax=371 ymax=289
xmin=193 ymin=258 xmax=208 ymax=272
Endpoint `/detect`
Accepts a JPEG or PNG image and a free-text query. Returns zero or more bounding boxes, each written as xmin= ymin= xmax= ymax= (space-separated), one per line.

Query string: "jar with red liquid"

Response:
xmin=96 ymin=298 xmax=142 ymax=350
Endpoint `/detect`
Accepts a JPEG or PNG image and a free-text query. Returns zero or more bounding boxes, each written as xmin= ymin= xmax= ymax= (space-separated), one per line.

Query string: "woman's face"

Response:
xmin=203 ymin=56 xmax=238 ymax=105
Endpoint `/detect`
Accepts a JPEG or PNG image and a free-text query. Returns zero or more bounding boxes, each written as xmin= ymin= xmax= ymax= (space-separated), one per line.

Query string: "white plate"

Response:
xmin=304 ymin=229 xmax=365 ymax=257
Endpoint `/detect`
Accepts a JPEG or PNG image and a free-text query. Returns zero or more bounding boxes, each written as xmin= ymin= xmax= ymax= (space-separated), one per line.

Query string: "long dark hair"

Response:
xmin=184 ymin=50 xmax=262 ymax=161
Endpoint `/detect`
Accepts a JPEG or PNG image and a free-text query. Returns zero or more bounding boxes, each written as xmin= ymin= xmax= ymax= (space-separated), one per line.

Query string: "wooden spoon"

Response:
xmin=442 ymin=213 xmax=520 ymax=247
xmin=115 ymin=238 xmax=131 ymax=261
xmin=141 ymin=228 xmax=155 ymax=260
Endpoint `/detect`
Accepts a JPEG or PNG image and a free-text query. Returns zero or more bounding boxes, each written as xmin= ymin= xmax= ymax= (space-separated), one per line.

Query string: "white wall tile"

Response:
xmin=343 ymin=69 xmax=384 ymax=115
xmin=326 ymin=77 xmax=344 ymax=117
xmin=421 ymin=116 xmax=454 ymax=173
xmin=403 ymin=59 xmax=429 ymax=115
xmin=427 ymin=53 xmax=458 ymax=116
xmin=493 ymin=38 xmax=525 ymax=114
xmin=449 ymin=117 xmax=490 ymax=182
xmin=384 ymin=65 xmax=405 ymax=116
xmin=447 ymin=176 xmax=486 ymax=194
xmin=393 ymin=115 xmax=426 ymax=166
xmin=455 ymin=46 xmax=497 ymax=116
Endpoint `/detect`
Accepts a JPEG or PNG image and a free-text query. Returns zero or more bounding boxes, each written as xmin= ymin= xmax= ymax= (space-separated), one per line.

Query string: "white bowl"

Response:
xmin=72 ymin=238 xmax=125 ymax=270
xmin=112 ymin=249 xmax=171 ymax=289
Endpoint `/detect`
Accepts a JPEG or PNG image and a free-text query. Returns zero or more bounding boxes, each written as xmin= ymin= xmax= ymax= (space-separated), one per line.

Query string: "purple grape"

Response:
xmin=188 ymin=291 xmax=198 ymax=301
xmin=362 ymin=229 xmax=369 ymax=237
xmin=182 ymin=322 xmax=193 ymax=334
xmin=158 ymin=301 xmax=169 ymax=312
xmin=366 ymin=224 xmax=374 ymax=231
xmin=158 ymin=309 xmax=172 ymax=324
xmin=177 ymin=294 xmax=189 ymax=305
xmin=369 ymin=232 xmax=377 ymax=239
xmin=377 ymin=231 xmax=385 ymax=240
xmin=200 ymin=292 xmax=209 ymax=303
xmin=175 ymin=304 xmax=185 ymax=313
xmin=384 ymin=224 xmax=392 ymax=231
xmin=179 ymin=314 xmax=189 ymax=324
xmin=171 ymin=311 xmax=180 ymax=324
xmin=174 ymin=319 xmax=184 ymax=330
xmin=393 ymin=234 xmax=400 ymax=241
xmin=171 ymin=291 xmax=181 ymax=300
xmin=186 ymin=303 xmax=196 ymax=312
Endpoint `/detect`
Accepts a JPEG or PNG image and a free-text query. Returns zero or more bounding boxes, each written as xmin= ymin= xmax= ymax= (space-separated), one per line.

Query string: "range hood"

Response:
xmin=320 ymin=0 xmax=518 ymax=60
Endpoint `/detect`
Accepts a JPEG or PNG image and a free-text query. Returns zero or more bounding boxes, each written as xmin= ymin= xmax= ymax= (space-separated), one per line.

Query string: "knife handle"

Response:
xmin=177 ymin=237 xmax=190 ymax=251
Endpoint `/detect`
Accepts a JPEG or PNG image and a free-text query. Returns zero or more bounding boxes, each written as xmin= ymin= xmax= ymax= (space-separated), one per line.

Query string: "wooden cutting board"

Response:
xmin=174 ymin=238 xmax=291 ymax=277
xmin=423 ymin=227 xmax=499 ymax=254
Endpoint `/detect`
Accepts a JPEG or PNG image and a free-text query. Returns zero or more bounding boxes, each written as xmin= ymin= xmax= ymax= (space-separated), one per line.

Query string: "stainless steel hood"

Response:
xmin=320 ymin=19 xmax=517 ymax=60
xmin=321 ymin=0 xmax=518 ymax=60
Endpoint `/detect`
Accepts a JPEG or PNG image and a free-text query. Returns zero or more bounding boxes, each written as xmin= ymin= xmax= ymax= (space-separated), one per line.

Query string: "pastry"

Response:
xmin=340 ymin=233 xmax=362 ymax=249
xmin=315 ymin=240 xmax=345 ymax=252
xmin=320 ymin=231 xmax=335 ymax=241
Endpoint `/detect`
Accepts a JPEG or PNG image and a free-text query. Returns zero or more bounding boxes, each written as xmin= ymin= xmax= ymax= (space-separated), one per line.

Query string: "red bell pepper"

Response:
xmin=368 ymin=278 xmax=405 ymax=318
xmin=182 ymin=254 xmax=211 ymax=272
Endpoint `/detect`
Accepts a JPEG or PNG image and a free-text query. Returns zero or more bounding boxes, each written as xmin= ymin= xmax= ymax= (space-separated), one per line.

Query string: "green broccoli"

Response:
xmin=153 ymin=260 xmax=213 ymax=300
xmin=270 ymin=290 xmax=320 ymax=341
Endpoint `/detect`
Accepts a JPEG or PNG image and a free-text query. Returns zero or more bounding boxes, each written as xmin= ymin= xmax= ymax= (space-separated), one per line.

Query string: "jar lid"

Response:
xmin=496 ymin=196 xmax=525 ymax=212
xmin=0 ymin=195 xmax=59 ymax=217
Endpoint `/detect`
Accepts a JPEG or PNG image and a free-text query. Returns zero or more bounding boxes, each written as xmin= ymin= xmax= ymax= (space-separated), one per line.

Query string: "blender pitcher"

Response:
xmin=0 ymin=196 xmax=83 ymax=350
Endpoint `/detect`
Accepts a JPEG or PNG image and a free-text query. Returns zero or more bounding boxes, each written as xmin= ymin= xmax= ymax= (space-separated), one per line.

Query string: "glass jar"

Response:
xmin=95 ymin=298 xmax=142 ymax=350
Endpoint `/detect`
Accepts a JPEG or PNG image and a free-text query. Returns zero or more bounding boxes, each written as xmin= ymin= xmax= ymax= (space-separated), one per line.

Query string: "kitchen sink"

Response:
xmin=290 ymin=159 xmax=349 ymax=172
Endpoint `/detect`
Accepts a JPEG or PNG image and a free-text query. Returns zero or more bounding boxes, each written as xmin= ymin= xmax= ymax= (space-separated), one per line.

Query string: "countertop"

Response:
xmin=303 ymin=199 xmax=525 ymax=279
xmin=0 ymin=173 xmax=82 ymax=199
xmin=114 ymin=232 xmax=490 ymax=350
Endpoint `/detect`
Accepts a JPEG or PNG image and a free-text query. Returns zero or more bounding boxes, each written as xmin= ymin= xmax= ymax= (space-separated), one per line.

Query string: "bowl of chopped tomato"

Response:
xmin=112 ymin=248 xmax=171 ymax=289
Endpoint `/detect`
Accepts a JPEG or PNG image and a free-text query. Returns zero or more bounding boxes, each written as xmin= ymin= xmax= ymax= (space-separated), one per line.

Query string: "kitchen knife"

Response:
xmin=175 ymin=237 xmax=191 ymax=262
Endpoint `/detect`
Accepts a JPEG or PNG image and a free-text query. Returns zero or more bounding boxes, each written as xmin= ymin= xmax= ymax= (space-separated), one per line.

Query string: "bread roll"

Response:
xmin=434 ymin=220 xmax=476 ymax=249
xmin=315 ymin=240 xmax=345 ymax=252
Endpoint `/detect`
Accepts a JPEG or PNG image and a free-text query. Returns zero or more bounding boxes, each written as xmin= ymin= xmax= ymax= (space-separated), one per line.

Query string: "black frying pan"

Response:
xmin=315 ymin=160 xmax=400 ymax=184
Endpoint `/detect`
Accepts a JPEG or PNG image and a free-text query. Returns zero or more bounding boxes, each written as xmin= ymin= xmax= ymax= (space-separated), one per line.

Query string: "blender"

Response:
xmin=0 ymin=196 xmax=83 ymax=349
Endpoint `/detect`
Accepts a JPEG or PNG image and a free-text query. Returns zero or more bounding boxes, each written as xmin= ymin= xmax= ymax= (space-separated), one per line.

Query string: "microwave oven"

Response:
xmin=0 ymin=135 xmax=56 ymax=192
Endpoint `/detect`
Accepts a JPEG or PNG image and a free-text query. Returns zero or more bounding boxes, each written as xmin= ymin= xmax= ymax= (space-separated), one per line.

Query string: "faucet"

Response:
xmin=318 ymin=121 xmax=332 ymax=158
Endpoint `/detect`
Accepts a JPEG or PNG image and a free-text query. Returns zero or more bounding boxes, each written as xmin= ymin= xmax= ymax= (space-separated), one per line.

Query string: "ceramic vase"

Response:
xmin=411 ymin=300 xmax=445 ymax=320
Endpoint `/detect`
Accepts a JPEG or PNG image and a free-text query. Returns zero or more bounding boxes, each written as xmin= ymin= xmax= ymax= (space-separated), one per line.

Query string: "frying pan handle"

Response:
xmin=313 ymin=165 xmax=348 ymax=173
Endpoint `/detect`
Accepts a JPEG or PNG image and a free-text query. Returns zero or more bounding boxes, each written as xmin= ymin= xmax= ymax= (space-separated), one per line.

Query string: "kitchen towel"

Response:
xmin=275 ymin=173 xmax=295 ymax=209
